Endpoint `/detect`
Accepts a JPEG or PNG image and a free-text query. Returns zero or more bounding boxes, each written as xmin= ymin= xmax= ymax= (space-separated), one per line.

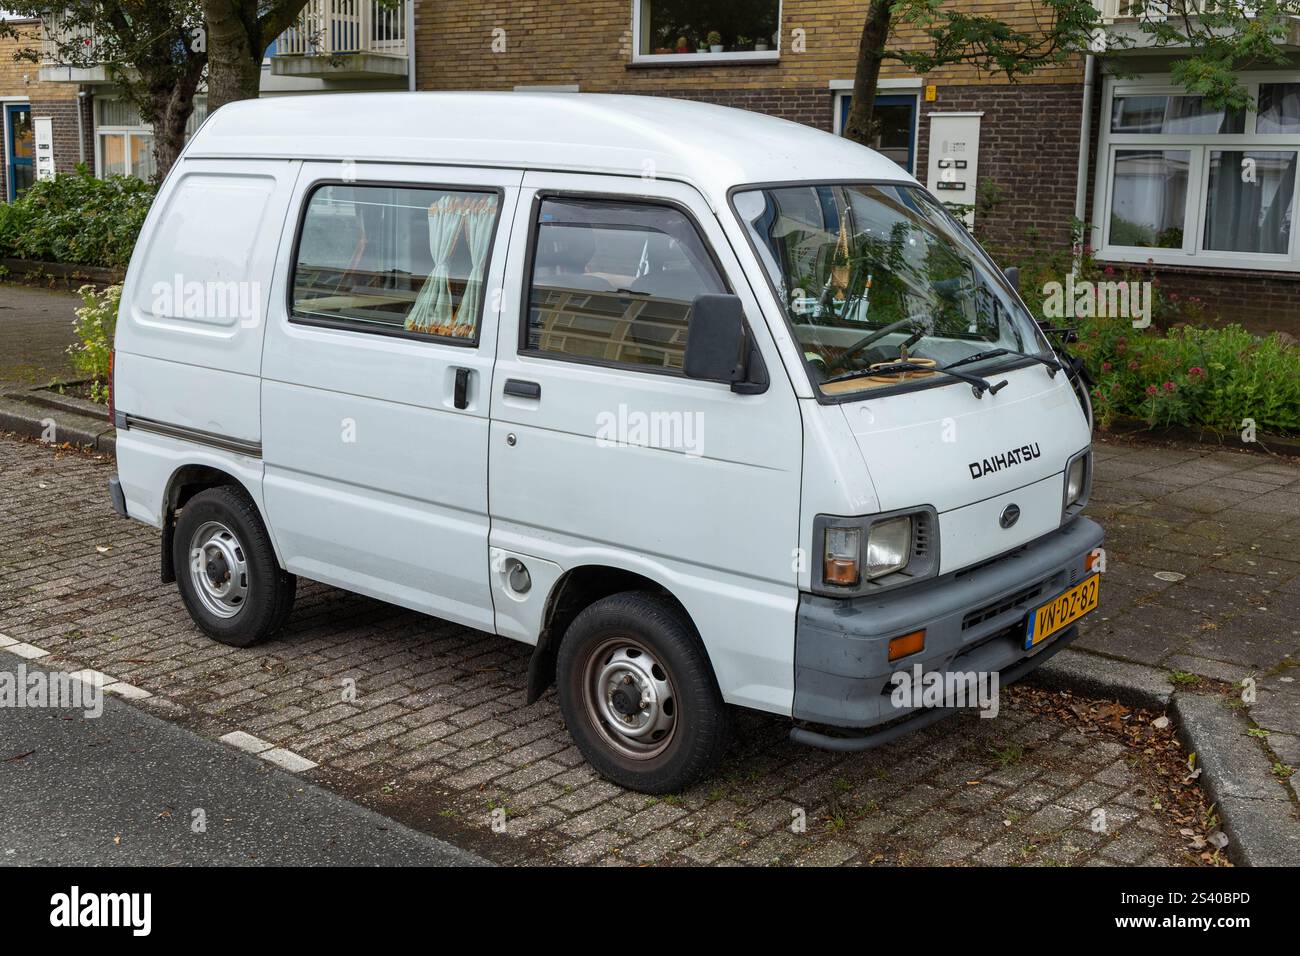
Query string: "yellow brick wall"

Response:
xmin=0 ymin=21 xmax=81 ymax=102
xmin=413 ymin=0 xmax=1083 ymax=93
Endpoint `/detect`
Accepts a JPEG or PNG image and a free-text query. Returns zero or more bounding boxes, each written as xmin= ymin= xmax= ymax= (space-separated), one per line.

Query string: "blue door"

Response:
xmin=5 ymin=105 xmax=34 ymax=201
xmin=838 ymin=93 xmax=918 ymax=174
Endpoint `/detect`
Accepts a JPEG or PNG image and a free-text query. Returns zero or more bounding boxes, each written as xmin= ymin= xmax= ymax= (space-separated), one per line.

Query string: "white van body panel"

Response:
xmin=184 ymin=92 xmax=915 ymax=211
xmin=114 ymin=429 xmax=266 ymax=532
xmin=115 ymin=159 xmax=296 ymax=384
xmin=258 ymin=163 xmax=523 ymax=632
xmin=111 ymin=93 xmax=1103 ymax=745
xmin=486 ymin=171 xmax=804 ymax=715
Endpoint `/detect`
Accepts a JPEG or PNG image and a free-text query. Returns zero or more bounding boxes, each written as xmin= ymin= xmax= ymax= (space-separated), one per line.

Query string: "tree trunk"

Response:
xmin=202 ymin=0 xmax=264 ymax=113
xmin=843 ymin=0 xmax=895 ymax=148
xmin=149 ymin=70 xmax=202 ymax=184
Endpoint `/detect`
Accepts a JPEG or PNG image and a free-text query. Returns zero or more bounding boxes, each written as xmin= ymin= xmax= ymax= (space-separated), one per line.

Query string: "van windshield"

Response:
xmin=733 ymin=182 xmax=1051 ymax=399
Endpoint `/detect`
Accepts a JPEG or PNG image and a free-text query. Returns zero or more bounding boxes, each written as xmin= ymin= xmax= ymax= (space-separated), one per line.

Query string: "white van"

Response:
xmin=107 ymin=93 xmax=1102 ymax=793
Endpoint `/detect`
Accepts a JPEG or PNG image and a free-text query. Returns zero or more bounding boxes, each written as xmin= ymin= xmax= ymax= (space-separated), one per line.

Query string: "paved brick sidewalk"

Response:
xmin=1082 ymin=437 xmax=1300 ymax=803
xmin=0 ymin=432 xmax=1259 ymax=866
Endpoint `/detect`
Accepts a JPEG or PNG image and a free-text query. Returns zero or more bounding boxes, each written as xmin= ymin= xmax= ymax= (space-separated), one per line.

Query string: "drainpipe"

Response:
xmin=1074 ymin=53 xmax=1096 ymax=261
xmin=406 ymin=0 xmax=416 ymax=91
xmin=76 ymin=87 xmax=87 ymax=165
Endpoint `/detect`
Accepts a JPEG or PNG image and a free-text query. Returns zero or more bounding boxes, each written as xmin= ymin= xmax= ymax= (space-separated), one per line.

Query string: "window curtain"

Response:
xmin=451 ymin=197 xmax=497 ymax=337
xmin=1205 ymin=151 xmax=1297 ymax=255
xmin=405 ymin=195 xmax=465 ymax=334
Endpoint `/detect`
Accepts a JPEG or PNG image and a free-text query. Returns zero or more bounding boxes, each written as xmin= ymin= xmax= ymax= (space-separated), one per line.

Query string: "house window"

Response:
xmin=96 ymin=97 xmax=208 ymax=181
xmin=1095 ymin=76 xmax=1300 ymax=271
xmin=632 ymin=0 xmax=779 ymax=64
xmin=832 ymin=90 xmax=919 ymax=175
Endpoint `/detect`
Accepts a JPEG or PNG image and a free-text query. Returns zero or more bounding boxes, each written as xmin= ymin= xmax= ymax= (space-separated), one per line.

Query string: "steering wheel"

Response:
xmin=824 ymin=317 xmax=916 ymax=374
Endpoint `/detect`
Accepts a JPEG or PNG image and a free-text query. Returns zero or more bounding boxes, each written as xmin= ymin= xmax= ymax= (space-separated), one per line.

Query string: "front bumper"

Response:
xmin=792 ymin=516 xmax=1104 ymax=749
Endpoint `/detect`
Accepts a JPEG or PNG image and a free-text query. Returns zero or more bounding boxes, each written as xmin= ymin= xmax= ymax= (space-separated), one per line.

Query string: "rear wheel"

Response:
xmin=557 ymin=591 xmax=729 ymax=793
xmin=173 ymin=486 xmax=295 ymax=647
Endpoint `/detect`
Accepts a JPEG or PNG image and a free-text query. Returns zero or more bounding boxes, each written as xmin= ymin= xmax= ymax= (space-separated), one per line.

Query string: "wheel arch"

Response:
xmin=525 ymin=564 xmax=695 ymax=704
xmin=160 ymin=464 xmax=265 ymax=583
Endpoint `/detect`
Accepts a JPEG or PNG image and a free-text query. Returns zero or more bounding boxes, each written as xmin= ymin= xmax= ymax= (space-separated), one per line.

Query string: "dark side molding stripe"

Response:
xmin=121 ymin=414 xmax=262 ymax=458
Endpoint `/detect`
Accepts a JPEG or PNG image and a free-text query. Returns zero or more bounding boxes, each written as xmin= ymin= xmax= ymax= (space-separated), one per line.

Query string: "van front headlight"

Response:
xmin=866 ymin=516 xmax=912 ymax=579
xmin=1062 ymin=449 xmax=1092 ymax=521
xmin=813 ymin=508 xmax=939 ymax=597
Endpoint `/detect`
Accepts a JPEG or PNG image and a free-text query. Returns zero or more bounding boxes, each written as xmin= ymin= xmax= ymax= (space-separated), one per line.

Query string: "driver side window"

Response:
xmin=523 ymin=197 xmax=727 ymax=371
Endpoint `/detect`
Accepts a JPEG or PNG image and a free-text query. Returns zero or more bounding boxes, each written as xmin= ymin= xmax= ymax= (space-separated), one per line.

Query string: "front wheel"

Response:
xmin=556 ymin=591 xmax=730 ymax=793
xmin=173 ymin=486 xmax=295 ymax=648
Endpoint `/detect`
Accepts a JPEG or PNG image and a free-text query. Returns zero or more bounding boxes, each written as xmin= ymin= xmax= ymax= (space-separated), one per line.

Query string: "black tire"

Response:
xmin=556 ymin=591 xmax=730 ymax=794
xmin=172 ymin=485 xmax=295 ymax=648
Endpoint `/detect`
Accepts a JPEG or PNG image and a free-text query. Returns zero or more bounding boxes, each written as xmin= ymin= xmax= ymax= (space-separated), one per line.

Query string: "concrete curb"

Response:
xmin=1030 ymin=650 xmax=1299 ymax=867
xmin=0 ymin=396 xmax=115 ymax=454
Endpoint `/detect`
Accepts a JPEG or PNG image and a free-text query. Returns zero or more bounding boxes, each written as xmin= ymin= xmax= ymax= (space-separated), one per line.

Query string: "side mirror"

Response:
xmin=685 ymin=293 xmax=747 ymax=385
xmin=1004 ymin=265 xmax=1020 ymax=292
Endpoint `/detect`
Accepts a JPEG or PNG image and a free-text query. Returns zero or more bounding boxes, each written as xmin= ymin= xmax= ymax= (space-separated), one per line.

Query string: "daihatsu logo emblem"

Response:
xmin=1000 ymin=504 xmax=1020 ymax=529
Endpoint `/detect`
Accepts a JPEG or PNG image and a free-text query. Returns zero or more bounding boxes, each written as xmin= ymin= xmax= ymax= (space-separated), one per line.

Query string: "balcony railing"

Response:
xmin=1098 ymin=0 xmax=1231 ymax=21
xmin=276 ymin=0 xmax=407 ymax=59
xmin=39 ymin=10 xmax=103 ymax=67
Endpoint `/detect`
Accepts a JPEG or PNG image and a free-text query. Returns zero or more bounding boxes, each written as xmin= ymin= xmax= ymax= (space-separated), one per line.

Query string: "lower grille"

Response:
xmin=961 ymin=580 xmax=1048 ymax=631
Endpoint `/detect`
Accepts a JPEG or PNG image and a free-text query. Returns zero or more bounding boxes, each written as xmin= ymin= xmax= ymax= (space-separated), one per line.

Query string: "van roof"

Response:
xmin=185 ymin=92 xmax=915 ymax=201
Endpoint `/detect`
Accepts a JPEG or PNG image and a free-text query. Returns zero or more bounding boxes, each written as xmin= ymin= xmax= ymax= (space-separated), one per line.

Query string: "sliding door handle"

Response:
xmin=503 ymin=379 xmax=541 ymax=400
xmin=453 ymin=367 xmax=471 ymax=409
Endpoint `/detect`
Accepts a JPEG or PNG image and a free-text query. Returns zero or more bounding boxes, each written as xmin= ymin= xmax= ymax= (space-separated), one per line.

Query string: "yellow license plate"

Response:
xmin=1025 ymin=573 xmax=1100 ymax=650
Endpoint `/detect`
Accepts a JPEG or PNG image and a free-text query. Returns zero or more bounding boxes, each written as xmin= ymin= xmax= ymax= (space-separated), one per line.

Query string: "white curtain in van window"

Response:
xmin=453 ymin=198 xmax=497 ymax=337
xmin=405 ymin=195 xmax=464 ymax=335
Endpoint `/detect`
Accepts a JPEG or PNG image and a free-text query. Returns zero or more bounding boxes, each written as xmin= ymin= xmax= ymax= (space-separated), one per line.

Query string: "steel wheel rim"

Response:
xmin=582 ymin=635 xmax=677 ymax=760
xmin=188 ymin=520 xmax=249 ymax=619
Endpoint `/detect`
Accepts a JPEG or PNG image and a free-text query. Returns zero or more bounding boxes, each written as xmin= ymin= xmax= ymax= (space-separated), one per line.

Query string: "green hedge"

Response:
xmin=994 ymin=227 xmax=1300 ymax=438
xmin=0 ymin=168 xmax=155 ymax=269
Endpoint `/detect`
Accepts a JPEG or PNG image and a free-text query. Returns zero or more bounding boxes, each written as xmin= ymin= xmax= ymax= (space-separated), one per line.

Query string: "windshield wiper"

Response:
xmin=823 ymin=362 xmax=1007 ymax=398
xmin=944 ymin=347 xmax=1060 ymax=377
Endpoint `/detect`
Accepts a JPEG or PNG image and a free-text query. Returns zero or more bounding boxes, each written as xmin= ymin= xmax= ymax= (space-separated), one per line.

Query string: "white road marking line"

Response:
xmin=7 ymin=643 xmax=50 ymax=660
xmin=0 ymin=634 xmax=17 ymax=647
xmin=259 ymin=748 xmax=319 ymax=773
xmin=103 ymin=681 xmax=152 ymax=700
xmin=67 ymin=669 xmax=119 ymax=689
xmin=219 ymin=731 xmax=272 ymax=755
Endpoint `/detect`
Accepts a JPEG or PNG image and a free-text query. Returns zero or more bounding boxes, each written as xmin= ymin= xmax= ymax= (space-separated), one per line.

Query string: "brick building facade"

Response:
xmin=411 ymin=0 xmax=1300 ymax=334
xmin=0 ymin=18 xmax=93 ymax=202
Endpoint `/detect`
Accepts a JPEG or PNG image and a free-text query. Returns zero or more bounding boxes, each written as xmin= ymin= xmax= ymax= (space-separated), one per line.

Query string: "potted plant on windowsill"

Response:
xmin=755 ymin=39 xmax=769 ymax=51
xmin=736 ymin=35 xmax=751 ymax=52
xmin=707 ymin=30 xmax=723 ymax=53
xmin=675 ymin=35 xmax=691 ymax=53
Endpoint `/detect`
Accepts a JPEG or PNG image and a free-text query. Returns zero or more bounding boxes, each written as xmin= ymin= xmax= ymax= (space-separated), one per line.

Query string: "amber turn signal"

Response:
xmin=888 ymin=629 xmax=925 ymax=662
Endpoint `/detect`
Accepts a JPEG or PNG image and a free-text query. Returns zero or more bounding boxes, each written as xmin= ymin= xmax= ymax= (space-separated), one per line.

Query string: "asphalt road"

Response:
xmin=0 ymin=651 xmax=486 ymax=866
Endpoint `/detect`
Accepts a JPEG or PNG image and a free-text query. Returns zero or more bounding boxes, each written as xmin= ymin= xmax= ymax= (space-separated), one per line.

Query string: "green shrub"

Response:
xmin=992 ymin=223 xmax=1300 ymax=437
xmin=68 ymin=283 xmax=121 ymax=402
xmin=0 ymin=168 xmax=154 ymax=269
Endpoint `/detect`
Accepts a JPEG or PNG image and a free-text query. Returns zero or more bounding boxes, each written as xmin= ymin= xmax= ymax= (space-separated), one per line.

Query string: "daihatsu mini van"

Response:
xmin=108 ymin=92 xmax=1103 ymax=793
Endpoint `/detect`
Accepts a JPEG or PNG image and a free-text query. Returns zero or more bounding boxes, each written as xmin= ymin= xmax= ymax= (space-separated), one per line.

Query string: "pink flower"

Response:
xmin=1163 ymin=381 xmax=1176 ymax=392
xmin=1102 ymin=361 xmax=1113 ymax=371
xmin=1188 ymin=366 xmax=1205 ymax=378
xmin=1146 ymin=385 xmax=1158 ymax=396
xmin=1168 ymin=292 xmax=1180 ymax=302
xmin=1128 ymin=360 xmax=1140 ymax=371
xmin=1104 ymin=266 xmax=1115 ymax=276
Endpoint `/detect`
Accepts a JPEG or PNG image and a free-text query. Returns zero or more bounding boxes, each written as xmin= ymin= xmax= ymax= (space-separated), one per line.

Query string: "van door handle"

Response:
xmin=503 ymin=379 xmax=541 ymax=400
xmin=453 ymin=367 xmax=471 ymax=409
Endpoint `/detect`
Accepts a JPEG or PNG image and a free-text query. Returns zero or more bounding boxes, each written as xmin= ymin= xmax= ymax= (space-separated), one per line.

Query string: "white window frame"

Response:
xmin=1092 ymin=71 xmax=1300 ymax=272
xmin=629 ymin=0 xmax=781 ymax=65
